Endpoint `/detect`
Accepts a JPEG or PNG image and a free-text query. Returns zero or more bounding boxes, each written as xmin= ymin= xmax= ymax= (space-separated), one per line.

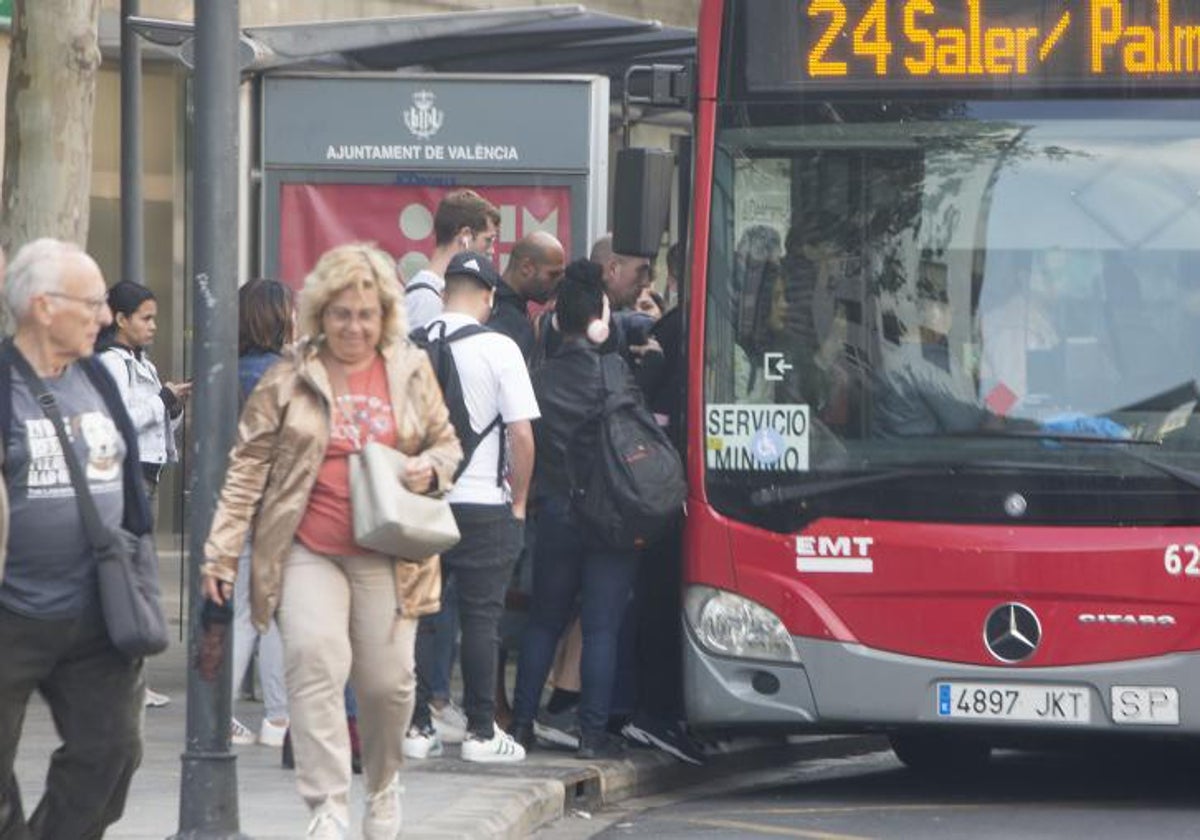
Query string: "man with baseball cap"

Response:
xmin=404 ymin=251 xmax=538 ymax=763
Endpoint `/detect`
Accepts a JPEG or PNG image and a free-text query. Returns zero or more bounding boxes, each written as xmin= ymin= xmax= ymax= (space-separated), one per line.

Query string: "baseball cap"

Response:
xmin=445 ymin=251 xmax=500 ymax=290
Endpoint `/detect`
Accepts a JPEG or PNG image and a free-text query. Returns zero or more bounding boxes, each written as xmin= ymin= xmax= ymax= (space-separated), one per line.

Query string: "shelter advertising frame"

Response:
xmin=259 ymin=72 xmax=610 ymax=287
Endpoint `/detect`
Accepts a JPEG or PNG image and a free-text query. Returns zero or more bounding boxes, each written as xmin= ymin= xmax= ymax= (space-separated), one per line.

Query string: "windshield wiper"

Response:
xmin=750 ymin=467 xmax=954 ymax=506
xmin=943 ymin=431 xmax=1200 ymax=491
xmin=748 ymin=460 xmax=1109 ymax=507
xmin=1116 ymin=450 xmax=1200 ymax=494
xmin=940 ymin=429 xmax=1163 ymax=446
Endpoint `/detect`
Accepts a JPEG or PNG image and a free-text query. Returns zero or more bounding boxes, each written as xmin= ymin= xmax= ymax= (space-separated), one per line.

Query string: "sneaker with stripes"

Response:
xmin=230 ymin=717 xmax=256 ymax=746
xmin=460 ymin=728 xmax=526 ymax=763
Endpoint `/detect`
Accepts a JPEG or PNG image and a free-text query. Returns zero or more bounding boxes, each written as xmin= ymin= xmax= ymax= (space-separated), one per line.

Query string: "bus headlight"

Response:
xmin=684 ymin=586 xmax=800 ymax=664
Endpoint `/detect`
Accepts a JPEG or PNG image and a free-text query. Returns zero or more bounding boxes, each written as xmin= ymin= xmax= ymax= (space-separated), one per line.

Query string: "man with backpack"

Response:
xmin=509 ymin=260 xmax=684 ymax=760
xmin=404 ymin=251 xmax=538 ymax=763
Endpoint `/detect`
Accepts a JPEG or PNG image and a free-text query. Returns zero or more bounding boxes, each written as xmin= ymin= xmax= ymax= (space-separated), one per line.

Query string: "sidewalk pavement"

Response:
xmin=13 ymin=550 xmax=882 ymax=839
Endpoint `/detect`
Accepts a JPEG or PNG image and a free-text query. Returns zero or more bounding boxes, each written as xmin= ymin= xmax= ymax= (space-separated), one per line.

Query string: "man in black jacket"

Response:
xmin=0 ymin=238 xmax=154 ymax=839
xmin=491 ymin=232 xmax=565 ymax=361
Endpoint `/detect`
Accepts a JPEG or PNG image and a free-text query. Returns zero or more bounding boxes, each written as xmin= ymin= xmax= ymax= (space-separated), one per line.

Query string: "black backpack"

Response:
xmin=409 ymin=320 xmax=504 ymax=484
xmin=568 ymin=354 xmax=686 ymax=550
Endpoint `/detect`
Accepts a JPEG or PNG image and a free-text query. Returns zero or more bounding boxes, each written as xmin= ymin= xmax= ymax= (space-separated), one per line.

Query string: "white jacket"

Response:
xmin=98 ymin=345 xmax=179 ymax=465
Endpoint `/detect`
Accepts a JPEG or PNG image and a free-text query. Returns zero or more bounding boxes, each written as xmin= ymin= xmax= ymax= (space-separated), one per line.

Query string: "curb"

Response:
xmin=405 ymin=734 xmax=887 ymax=839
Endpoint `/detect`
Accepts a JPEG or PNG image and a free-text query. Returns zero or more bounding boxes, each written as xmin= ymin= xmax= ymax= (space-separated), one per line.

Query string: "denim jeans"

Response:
xmin=414 ymin=576 xmax=459 ymax=704
xmin=513 ymin=495 xmax=638 ymax=737
xmin=412 ymin=504 xmax=524 ymax=739
xmin=231 ymin=535 xmax=288 ymax=721
xmin=0 ymin=604 xmax=144 ymax=840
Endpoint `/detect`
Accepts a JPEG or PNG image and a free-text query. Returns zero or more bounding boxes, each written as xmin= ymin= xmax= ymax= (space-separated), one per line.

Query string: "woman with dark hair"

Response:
xmin=96 ymin=281 xmax=191 ymax=497
xmin=229 ymin=278 xmax=295 ymax=749
xmin=237 ymin=277 xmax=295 ymax=400
xmin=510 ymin=260 xmax=642 ymax=760
xmin=96 ymin=280 xmax=191 ymax=708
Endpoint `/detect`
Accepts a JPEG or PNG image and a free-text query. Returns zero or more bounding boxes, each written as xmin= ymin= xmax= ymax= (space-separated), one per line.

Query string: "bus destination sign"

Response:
xmin=747 ymin=0 xmax=1200 ymax=91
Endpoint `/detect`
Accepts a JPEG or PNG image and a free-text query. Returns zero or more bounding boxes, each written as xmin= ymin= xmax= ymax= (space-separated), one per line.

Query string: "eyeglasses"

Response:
xmin=44 ymin=291 xmax=109 ymax=314
xmin=325 ymin=305 xmax=382 ymax=326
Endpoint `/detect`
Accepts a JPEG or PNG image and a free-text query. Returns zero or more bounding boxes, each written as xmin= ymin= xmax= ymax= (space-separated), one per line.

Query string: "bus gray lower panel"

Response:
xmin=683 ymin=624 xmax=818 ymax=726
xmin=687 ymin=629 xmax=1200 ymax=733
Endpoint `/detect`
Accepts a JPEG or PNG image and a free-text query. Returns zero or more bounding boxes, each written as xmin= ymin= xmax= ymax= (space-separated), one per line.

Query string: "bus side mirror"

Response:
xmin=612 ymin=147 xmax=674 ymax=259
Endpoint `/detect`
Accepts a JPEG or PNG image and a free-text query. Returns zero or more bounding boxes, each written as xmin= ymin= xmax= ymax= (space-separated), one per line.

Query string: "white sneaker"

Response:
xmin=259 ymin=717 xmax=288 ymax=748
xmin=230 ymin=717 xmax=256 ymax=746
xmin=362 ymin=774 xmax=403 ymax=840
xmin=144 ymin=688 xmax=170 ymax=708
xmin=402 ymin=725 xmax=444 ymax=759
xmin=461 ymin=728 xmax=526 ymax=764
xmin=306 ymin=806 xmax=348 ymax=840
xmin=431 ymin=700 xmax=467 ymax=744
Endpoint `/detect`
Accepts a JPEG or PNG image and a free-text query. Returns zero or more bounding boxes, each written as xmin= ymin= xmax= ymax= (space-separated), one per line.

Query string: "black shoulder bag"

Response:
xmin=11 ymin=351 xmax=168 ymax=659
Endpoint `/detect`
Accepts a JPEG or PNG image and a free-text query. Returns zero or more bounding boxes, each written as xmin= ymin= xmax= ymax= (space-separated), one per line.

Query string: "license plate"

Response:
xmin=936 ymin=682 xmax=1090 ymax=724
xmin=1110 ymin=686 xmax=1180 ymax=726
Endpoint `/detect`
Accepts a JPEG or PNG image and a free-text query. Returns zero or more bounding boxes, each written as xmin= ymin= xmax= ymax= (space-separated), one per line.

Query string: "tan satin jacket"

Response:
xmin=202 ymin=337 xmax=462 ymax=631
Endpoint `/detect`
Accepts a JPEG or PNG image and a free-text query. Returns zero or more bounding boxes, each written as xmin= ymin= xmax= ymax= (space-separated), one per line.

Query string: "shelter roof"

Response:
xmin=103 ymin=5 xmax=695 ymax=95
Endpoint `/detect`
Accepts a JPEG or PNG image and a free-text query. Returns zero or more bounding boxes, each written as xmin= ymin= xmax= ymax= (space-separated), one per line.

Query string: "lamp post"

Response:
xmin=170 ymin=0 xmax=247 ymax=836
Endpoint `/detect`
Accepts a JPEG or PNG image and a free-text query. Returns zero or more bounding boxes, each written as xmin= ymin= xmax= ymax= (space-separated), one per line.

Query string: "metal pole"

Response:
xmin=172 ymin=0 xmax=247 ymax=836
xmin=120 ymin=0 xmax=144 ymax=286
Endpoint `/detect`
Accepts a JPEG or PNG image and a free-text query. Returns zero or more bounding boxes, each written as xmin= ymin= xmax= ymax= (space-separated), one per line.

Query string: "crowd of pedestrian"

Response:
xmin=0 ymin=187 xmax=694 ymax=840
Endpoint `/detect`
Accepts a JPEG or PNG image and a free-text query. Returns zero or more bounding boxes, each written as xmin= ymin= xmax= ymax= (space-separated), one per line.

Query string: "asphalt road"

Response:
xmin=540 ymin=741 xmax=1200 ymax=840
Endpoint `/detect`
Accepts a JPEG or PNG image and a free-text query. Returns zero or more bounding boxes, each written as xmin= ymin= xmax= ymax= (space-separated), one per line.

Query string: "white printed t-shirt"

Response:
xmin=432 ymin=312 xmax=540 ymax=506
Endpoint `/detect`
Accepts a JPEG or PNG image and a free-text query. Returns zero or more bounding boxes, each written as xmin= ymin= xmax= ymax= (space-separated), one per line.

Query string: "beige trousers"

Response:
xmin=278 ymin=541 xmax=417 ymax=822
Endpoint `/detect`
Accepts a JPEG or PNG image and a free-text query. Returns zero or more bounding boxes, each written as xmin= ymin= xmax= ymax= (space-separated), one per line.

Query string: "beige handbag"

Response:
xmin=349 ymin=440 xmax=460 ymax=559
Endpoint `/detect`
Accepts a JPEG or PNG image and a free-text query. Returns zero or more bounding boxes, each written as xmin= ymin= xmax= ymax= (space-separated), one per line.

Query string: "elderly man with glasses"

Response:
xmin=0 ymin=238 xmax=155 ymax=839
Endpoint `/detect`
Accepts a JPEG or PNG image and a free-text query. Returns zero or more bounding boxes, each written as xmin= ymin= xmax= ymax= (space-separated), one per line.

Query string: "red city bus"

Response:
xmin=679 ymin=0 xmax=1200 ymax=768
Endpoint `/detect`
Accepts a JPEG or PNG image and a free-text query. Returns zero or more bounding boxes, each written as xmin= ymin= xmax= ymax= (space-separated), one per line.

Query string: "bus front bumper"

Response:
xmin=684 ymin=624 xmax=1200 ymax=734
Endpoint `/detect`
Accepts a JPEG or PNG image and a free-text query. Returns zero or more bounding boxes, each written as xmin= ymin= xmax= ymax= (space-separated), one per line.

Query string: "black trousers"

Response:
xmin=412 ymin=504 xmax=523 ymax=740
xmin=632 ymin=523 xmax=685 ymax=723
xmin=0 ymin=603 xmax=144 ymax=840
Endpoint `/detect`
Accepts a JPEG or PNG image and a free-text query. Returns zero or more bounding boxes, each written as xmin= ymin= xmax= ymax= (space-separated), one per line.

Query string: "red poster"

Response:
xmin=278 ymin=182 xmax=572 ymax=289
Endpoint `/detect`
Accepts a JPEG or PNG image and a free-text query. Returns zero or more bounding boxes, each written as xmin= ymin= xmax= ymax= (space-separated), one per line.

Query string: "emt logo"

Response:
xmin=796 ymin=534 xmax=875 ymax=574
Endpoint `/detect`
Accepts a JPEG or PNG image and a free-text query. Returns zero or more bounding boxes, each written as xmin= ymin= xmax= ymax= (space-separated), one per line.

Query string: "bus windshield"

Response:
xmin=704 ymin=99 xmax=1200 ymax=526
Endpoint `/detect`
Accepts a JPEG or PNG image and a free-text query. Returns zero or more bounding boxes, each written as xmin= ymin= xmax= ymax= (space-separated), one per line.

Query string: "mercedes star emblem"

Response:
xmin=983 ymin=602 xmax=1041 ymax=663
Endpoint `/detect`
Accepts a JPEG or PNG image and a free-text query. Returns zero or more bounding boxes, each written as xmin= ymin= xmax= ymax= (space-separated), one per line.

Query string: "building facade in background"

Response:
xmin=0 ymin=0 xmax=694 ymax=533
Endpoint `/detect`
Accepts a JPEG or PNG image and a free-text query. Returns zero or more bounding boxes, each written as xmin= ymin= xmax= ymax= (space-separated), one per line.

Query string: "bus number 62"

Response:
xmin=1164 ymin=544 xmax=1200 ymax=577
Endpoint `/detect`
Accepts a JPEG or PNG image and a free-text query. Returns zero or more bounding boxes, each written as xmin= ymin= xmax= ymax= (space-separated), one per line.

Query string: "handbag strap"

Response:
xmin=9 ymin=346 xmax=112 ymax=552
xmin=323 ymin=354 xmax=365 ymax=453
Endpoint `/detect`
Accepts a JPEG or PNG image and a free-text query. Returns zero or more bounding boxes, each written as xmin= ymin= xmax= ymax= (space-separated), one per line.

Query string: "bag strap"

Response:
xmin=10 ymin=347 xmax=112 ymax=552
xmin=323 ymin=355 xmax=364 ymax=453
xmin=444 ymin=322 xmax=504 ymax=483
xmin=428 ymin=321 xmax=505 ymax=485
xmin=563 ymin=354 xmax=612 ymax=494
xmin=407 ymin=280 xmax=441 ymax=299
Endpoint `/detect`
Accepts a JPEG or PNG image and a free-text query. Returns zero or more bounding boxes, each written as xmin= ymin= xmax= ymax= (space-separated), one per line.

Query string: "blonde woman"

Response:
xmin=201 ymin=244 xmax=462 ymax=840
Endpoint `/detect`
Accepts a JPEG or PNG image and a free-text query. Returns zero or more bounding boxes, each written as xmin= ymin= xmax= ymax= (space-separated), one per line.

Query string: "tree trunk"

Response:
xmin=1 ymin=0 xmax=101 ymax=253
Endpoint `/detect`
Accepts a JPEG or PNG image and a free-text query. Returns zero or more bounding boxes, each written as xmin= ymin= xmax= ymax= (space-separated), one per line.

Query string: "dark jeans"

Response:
xmin=0 ymin=604 xmax=144 ymax=840
xmin=412 ymin=504 xmax=523 ymax=740
xmin=513 ymin=495 xmax=638 ymax=737
xmin=416 ymin=576 xmax=459 ymax=702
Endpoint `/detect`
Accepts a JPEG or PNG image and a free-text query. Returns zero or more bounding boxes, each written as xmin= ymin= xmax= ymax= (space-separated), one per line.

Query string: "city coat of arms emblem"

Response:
xmin=404 ymin=90 xmax=444 ymax=140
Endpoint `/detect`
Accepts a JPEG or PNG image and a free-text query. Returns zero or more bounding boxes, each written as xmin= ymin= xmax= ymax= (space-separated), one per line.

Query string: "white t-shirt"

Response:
xmin=405 ymin=269 xmax=445 ymax=331
xmin=433 ymin=312 xmax=540 ymax=505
